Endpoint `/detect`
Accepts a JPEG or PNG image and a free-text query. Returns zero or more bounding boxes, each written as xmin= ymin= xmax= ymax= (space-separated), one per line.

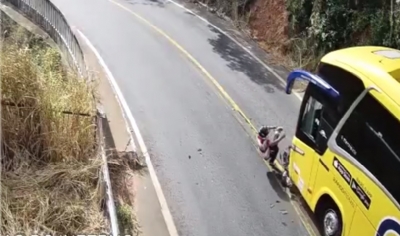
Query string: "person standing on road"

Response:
xmin=257 ymin=126 xmax=286 ymax=166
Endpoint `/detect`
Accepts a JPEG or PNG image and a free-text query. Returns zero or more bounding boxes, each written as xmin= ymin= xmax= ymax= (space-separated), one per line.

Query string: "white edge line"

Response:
xmin=166 ymin=0 xmax=303 ymax=101
xmin=77 ymin=29 xmax=179 ymax=236
xmin=71 ymin=28 xmax=137 ymax=151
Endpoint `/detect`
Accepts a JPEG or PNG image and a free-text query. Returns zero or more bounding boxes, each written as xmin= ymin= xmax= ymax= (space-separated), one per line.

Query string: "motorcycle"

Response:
xmin=279 ymin=145 xmax=293 ymax=188
xmin=257 ymin=126 xmax=293 ymax=188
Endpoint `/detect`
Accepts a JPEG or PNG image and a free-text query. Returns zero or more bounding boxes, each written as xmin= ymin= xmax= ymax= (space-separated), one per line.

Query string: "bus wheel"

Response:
xmin=317 ymin=199 xmax=343 ymax=236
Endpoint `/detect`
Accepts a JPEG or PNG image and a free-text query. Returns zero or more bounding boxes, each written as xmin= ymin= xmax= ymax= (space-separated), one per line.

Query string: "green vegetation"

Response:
xmin=1 ymin=13 xmax=107 ymax=234
xmin=287 ymin=0 xmax=400 ymax=69
xmin=117 ymin=203 xmax=139 ymax=235
xmin=108 ymin=151 xmax=144 ymax=236
xmin=196 ymin=0 xmax=400 ymax=70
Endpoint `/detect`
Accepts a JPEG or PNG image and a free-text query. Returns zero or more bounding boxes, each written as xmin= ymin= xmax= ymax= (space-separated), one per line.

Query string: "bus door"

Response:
xmin=286 ymin=70 xmax=339 ymax=203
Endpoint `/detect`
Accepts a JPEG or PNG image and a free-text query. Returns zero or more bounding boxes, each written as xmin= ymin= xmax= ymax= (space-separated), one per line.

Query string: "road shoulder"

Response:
xmin=75 ymin=28 xmax=171 ymax=236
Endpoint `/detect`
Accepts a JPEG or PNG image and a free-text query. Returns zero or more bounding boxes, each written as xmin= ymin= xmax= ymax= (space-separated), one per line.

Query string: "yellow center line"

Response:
xmin=108 ymin=0 xmax=317 ymax=235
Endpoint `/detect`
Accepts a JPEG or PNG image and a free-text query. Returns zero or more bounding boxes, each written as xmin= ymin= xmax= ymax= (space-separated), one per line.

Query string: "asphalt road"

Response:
xmin=50 ymin=0 xmax=308 ymax=235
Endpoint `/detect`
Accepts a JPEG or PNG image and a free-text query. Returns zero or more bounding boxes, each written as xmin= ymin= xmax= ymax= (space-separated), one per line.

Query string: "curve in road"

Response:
xmin=51 ymin=0 xmax=313 ymax=235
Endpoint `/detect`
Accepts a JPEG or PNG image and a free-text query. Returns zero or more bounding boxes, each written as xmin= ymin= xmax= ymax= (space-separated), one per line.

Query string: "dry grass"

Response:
xmin=108 ymin=151 xmax=145 ymax=236
xmin=1 ymin=17 xmax=108 ymax=234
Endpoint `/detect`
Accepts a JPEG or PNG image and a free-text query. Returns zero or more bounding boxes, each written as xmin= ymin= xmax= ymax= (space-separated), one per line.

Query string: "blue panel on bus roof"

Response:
xmin=285 ymin=69 xmax=340 ymax=99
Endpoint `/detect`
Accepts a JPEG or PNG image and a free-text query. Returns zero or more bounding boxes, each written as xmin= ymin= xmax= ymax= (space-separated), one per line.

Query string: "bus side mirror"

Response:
xmin=327 ymin=86 xmax=381 ymax=156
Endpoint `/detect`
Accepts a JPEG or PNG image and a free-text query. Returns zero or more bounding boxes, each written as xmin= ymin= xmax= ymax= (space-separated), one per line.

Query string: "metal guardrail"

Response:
xmin=3 ymin=0 xmax=87 ymax=78
xmin=1 ymin=0 xmax=120 ymax=234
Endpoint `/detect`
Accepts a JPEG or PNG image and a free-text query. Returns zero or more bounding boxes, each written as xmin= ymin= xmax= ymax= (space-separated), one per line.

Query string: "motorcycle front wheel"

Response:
xmin=281 ymin=170 xmax=292 ymax=188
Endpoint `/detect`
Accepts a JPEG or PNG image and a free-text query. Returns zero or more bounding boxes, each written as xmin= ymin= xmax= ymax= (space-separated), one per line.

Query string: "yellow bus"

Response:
xmin=285 ymin=46 xmax=400 ymax=236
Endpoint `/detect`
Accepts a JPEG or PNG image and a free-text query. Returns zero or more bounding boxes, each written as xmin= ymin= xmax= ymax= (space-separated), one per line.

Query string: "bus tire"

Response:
xmin=316 ymin=196 xmax=343 ymax=236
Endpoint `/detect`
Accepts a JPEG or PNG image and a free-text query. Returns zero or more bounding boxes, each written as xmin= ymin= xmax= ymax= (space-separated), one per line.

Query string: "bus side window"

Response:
xmin=300 ymin=96 xmax=322 ymax=140
xmin=336 ymin=93 xmax=400 ymax=205
xmin=315 ymin=110 xmax=335 ymax=152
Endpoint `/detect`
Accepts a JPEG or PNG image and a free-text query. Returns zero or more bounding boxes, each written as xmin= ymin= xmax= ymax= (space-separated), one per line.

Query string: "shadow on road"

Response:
xmin=289 ymin=184 xmax=323 ymax=235
xmin=207 ymin=25 xmax=285 ymax=94
xmin=266 ymin=170 xmax=290 ymax=202
xmin=125 ymin=0 xmax=167 ymax=7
